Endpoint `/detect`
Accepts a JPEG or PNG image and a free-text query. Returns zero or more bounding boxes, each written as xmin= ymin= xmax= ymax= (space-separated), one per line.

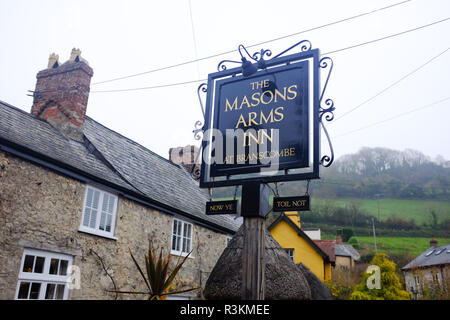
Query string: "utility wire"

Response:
xmin=89 ymin=18 xmax=449 ymax=93
xmin=281 ymin=178 xmax=450 ymax=189
xmin=332 ymin=47 xmax=450 ymax=123
xmin=90 ymin=78 xmax=206 ymax=93
xmin=188 ymin=0 xmax=201 ymax=79
xmin=91 ymin=0 xmax=414 ymax=85
xmin=323 ymin=18 xmax=449 ymax=56
xmin=333 ymin=96 xmax=450 ymax=139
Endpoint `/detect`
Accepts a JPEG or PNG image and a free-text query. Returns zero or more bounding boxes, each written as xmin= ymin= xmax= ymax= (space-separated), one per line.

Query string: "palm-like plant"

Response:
xmin=109 ymin=243 xmax=197 ymax=300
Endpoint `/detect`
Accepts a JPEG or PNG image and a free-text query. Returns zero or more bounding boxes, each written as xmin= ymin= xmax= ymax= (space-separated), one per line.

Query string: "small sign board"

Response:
xmin=205 ymin=200 xmax=238 ymax=215
xmin=272 ymin=196 xmax=310 ymax=212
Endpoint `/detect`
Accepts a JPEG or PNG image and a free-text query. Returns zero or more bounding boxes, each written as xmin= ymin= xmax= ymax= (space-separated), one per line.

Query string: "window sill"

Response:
xmin=78 ymin=228 xmax=118 ymax=241
xmin=170 ymin=251 xmax=195 ymax=259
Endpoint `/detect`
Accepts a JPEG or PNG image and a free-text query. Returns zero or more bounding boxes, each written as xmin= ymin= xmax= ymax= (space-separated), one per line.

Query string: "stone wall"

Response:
xmin=0 ymin=150 xmax=229 ymax=299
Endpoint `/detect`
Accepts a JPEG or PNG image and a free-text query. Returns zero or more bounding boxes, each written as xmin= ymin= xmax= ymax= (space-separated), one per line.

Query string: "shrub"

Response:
xmin=348 ymin=236 xmax=362 ymax=249
xmin=350 ymin=253 xmax=412 ymax=300
xmin=109 ymin=243 xmax=197 ymax=300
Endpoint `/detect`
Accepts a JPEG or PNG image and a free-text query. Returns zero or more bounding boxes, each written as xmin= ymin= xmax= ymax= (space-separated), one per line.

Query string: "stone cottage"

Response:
xmin=402 ymin=238 xmax=450 ymax=299
xmin=0 ymin=49 xmax=240 ymax=300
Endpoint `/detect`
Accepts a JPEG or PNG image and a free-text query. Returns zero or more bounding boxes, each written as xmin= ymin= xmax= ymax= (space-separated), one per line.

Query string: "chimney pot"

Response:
xmin=48 ymin=53 xmax=59 ymax=69
xmin=31 ymin=49 xmax=93 ymax=142
xmin=430 ymin=236 xmax=438 ymax=248
xmin=336 ymin=234 xmax=343 ymax=244
xmin=169 ymin=145 xmax=200 ymax=178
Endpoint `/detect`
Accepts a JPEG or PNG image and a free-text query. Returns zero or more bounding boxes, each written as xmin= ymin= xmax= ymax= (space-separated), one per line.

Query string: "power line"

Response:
xmin=333 ymin=96 xmax=450 ymax=138
xmin=92 ymin=0 xmax=413 ymax=85
xmin=90 ymin=78 xmax=206 ymax=93
xmin=89 ymin=18 xmax=449 ymax=93
xmin=332 ymin=47 xmax=450 ymax=123
xmin=297 ymin=178 xmax=450 ymax=188
xmin=322 ymin=18 xmax=449 ymax=56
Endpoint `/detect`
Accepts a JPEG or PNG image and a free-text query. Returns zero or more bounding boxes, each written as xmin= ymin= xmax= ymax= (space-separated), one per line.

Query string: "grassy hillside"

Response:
xmin=355 ymin=236 xmax=450 ymax=257
xmin=312 ymin=197 xmax=450 ymax=224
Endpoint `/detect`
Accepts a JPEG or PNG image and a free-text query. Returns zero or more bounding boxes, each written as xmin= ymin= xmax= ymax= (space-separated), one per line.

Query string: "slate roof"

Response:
xmin=335 ymin=243 xmax=360 ymax=261
xmin=0 ymin=100 xmax=240 ymax=233
xmin=313 ymin=240 xmax=335 ymax=263
xmin=402 ymin=244 xmax=450 ymax=270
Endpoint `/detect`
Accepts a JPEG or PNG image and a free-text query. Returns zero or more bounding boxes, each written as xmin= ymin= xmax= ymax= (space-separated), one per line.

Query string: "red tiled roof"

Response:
xmin=313 ymin=240 xmax=335 ymax=262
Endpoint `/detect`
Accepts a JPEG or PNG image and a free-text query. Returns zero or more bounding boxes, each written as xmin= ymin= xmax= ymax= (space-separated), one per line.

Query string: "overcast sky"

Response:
xmin=1 ymin=0 xmax=449 ymax=162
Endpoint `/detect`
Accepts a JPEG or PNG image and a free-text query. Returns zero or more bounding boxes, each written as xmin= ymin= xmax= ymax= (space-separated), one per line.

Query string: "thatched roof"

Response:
xmin=296 ymin=263 xmax=334 ymax=300
xmin=204 ymin=225 xmax=312 ymax=300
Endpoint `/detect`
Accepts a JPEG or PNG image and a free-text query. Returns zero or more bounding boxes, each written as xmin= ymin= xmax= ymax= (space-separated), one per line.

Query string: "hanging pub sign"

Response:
xmin=195 ymin=40 xmax=335 ymax=188
xmin=272 ymin=195 xmax=310 ymax=212
xmin=205 ymin=200 xmax=238 ymax=215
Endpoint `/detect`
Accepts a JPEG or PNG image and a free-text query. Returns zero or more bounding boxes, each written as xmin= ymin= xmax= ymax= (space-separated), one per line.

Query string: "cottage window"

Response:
xmin=15 ymin=249 xmax=73 ymax=300
xmin=79 ymin=186 xmax=118 ymax=239
xmin=285 ymin=248 xmax=295 ymax=262
xmin=171 ymin=219 xmax=193 ymax=257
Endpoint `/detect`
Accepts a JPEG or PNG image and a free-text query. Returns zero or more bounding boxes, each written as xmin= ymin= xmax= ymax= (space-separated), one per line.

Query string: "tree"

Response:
xmin=342 ymin=228 xmax=355 ymax=242
xmin=428 ymin=210 xmax=438 ymax=228
xmin=350 ymin=253 xmax=412 ymax=300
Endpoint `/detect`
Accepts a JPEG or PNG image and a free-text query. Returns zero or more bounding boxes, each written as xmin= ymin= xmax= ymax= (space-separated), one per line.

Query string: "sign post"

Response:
xmin=241 ymin=182 xmax=269 ymax=300
xmin=194 ymin=40 xmax=335 ymax=300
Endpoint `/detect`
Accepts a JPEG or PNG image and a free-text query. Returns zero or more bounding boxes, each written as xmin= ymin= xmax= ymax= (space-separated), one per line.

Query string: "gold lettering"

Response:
xmin=260 ymin=90 xmax=274 ymax=104
xmin=251 ymin=92 xmax=261 ymax=107
xmin=235 ymin=113 xmax=247 ymax=128
xmin=287 ymin=85 xmax=298 ymax=100
xmin=274 ymin=106 xmax=284 ymax=122
xmin=250 ymin=80 xmax=269 ymax=91
xmin=225 ymin=97 xmax=238 ymax=112
xmin=274 ymin=87 xmax=287 ymax=103
xmin=248 ymin=112 xmax=258 ymax=126
xmin=260 ymin=109 xmax=274 ymax=124
xmin=244 ymin=130 xmax=259 ymax=147
xmin=260 ymin=129 xmax=273 ymax=144
xmin=240 ymin=95 xmax=251 ymax=109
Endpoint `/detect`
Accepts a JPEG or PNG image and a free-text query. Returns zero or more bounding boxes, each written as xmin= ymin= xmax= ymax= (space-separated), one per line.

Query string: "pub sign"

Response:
xmin=199 ymin=47 xmax=322 ymax=188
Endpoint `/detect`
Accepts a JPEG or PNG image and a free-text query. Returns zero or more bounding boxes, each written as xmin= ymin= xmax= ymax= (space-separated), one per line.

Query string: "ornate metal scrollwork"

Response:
xmin=191 ymin=83 xmax=208 ymax=180
xmin=318 ymin=56 xmax=335 ymax=167
xmin=193 ymin=83 xmax=207 ymax=140
xmin=272 ymin=40 xmax=312 ymax=59
xmin=252 ymin=48 xmax=272 ymax=62
xmin=216 ymin=40 xmax=313 ymax=73
xmin=217 ymin=59 xmax=241 ymax=72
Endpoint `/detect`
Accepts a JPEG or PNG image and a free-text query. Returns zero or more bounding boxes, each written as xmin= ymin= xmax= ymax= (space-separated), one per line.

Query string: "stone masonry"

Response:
xmin=0 ymin=150 xmax=228 ymax=299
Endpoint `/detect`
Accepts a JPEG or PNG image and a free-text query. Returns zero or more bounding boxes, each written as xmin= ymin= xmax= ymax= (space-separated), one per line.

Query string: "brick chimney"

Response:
xmin=285 ymin=212 xmax=301 ymax=229
xmin=336 ymin=234 xmax=343 ymax=244
xmin=169 ymin=145 xmax=200 ymax=177
xmin=31 ymin=48 xmax=93 ymax=142
xmin=430 ymin=236 xmax=438 ymax=248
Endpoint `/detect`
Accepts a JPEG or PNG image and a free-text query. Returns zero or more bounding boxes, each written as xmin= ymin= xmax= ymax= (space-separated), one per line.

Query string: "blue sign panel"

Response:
xmin=211 ymin=61 xmax=309 ymax=177
xmin=200 ymin=48 xmax=321 ymax=188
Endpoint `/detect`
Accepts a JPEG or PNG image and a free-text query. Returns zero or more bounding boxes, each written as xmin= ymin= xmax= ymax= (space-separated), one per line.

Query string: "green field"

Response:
xmin=313 ymin=198 xmax=450 ymax=224
xmin=354 ymin=236 xmax=450 ymax=257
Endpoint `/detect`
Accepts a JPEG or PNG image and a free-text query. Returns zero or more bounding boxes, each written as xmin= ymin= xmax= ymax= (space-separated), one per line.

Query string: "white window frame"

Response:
xmin=285 ymin=248 xmax=295 ymax=262
xmin=15 ymin=248 xmax=73 ymax=300
xmin=170 ymin=219 xmax=193 ymax=257
xmin=79 ymin=185 xmax=118 ymax=240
